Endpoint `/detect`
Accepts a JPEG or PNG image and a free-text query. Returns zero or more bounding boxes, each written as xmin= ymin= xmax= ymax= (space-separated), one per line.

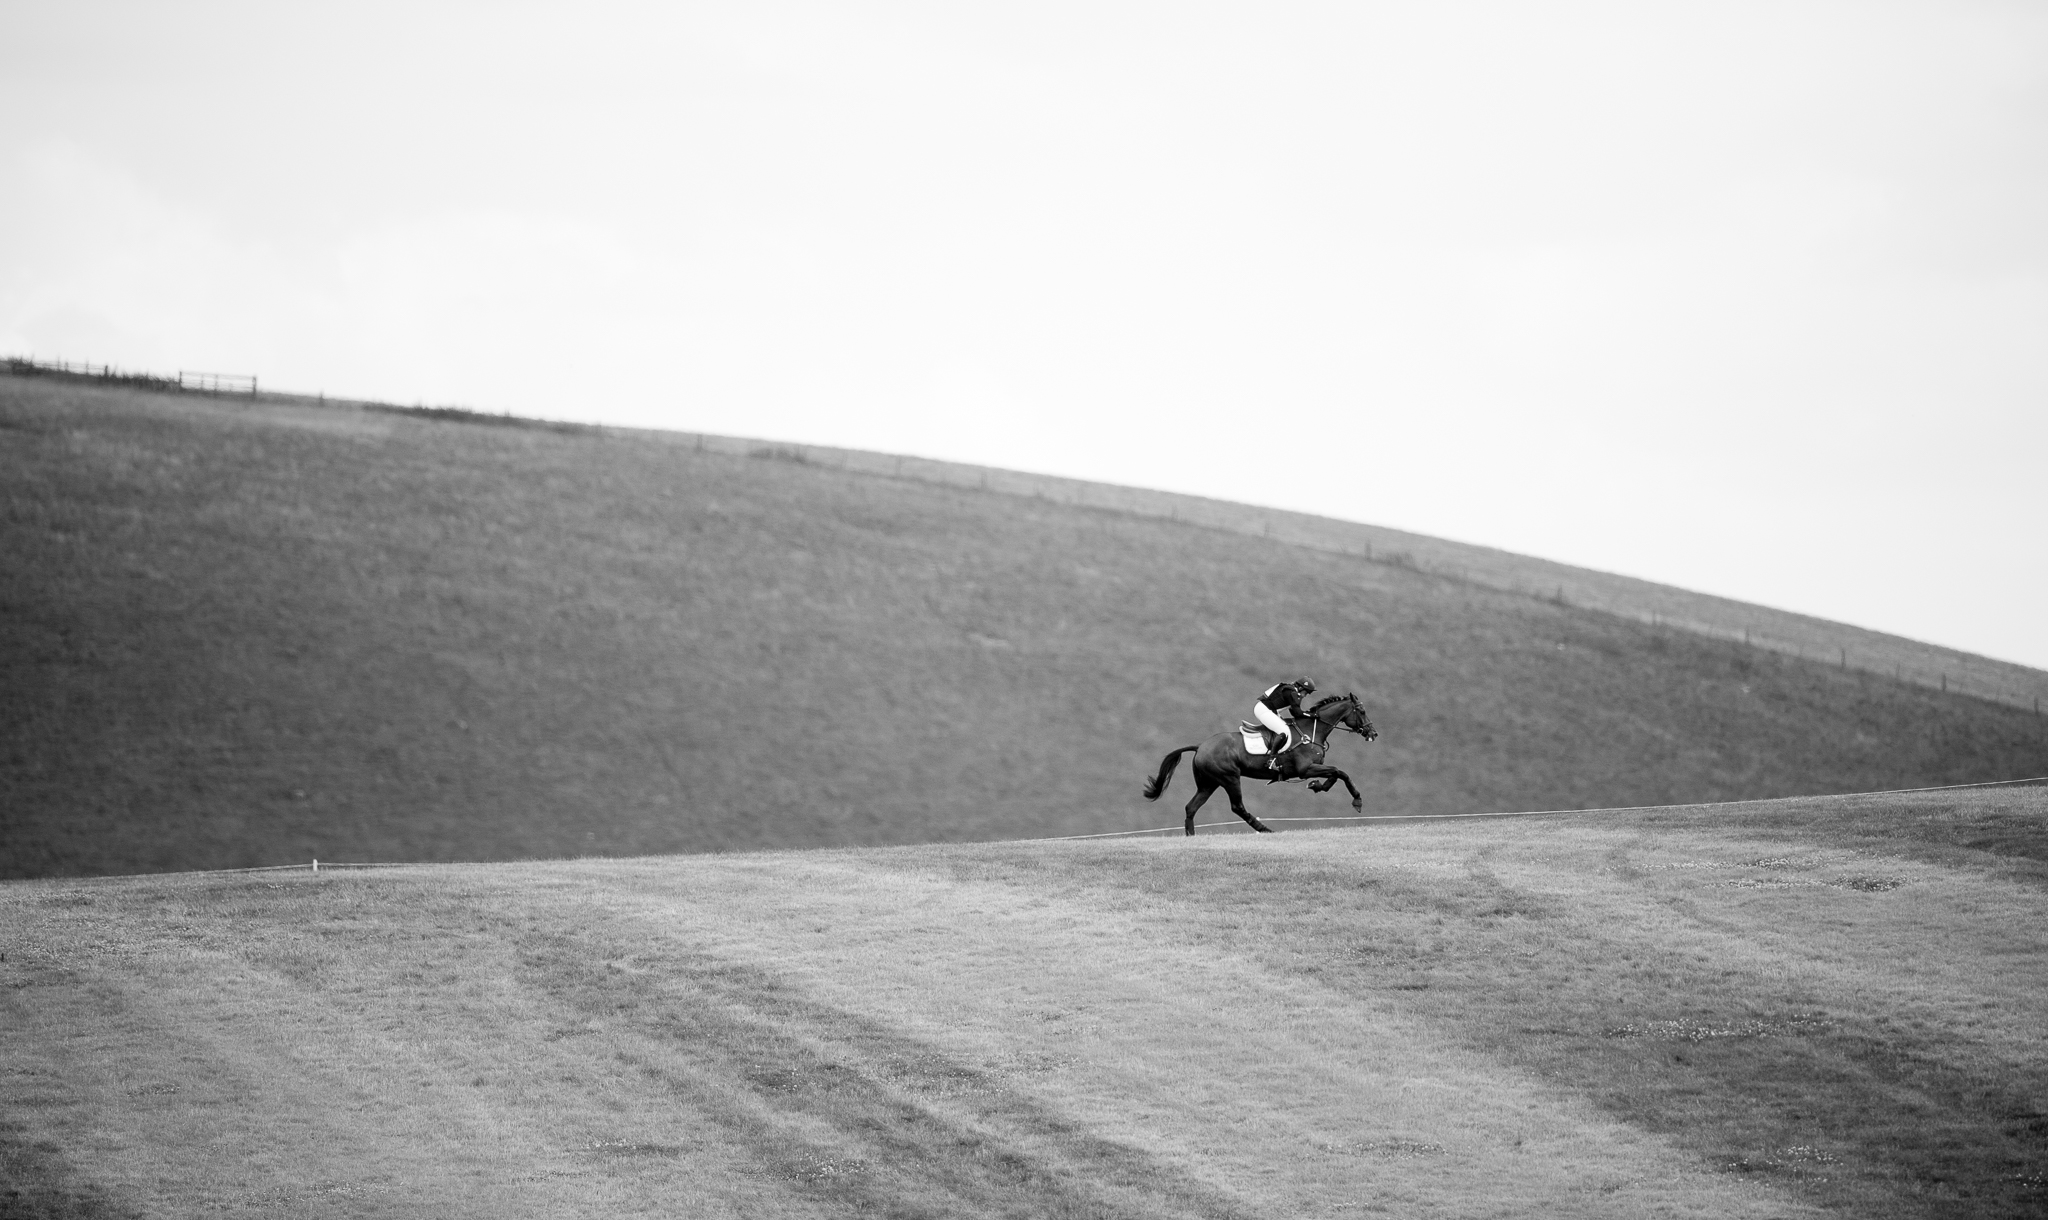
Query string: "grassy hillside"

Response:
xmin=4 ymin=375 xmax=2046 ymax=877
xmin=5 ymin=785 xmax=2045 ymax=1218
xmin=731 ymin=431 xmax=2048 ymax=714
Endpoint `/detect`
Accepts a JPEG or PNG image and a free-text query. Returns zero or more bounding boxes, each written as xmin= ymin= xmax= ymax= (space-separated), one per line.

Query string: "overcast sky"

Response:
xmin=4 ymin=0 xmax=2043 ymax=668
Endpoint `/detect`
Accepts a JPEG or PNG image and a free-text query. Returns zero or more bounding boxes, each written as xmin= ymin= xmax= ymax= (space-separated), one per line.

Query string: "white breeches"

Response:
xmin=1253 ymin=702 xmax=1294 ymax=750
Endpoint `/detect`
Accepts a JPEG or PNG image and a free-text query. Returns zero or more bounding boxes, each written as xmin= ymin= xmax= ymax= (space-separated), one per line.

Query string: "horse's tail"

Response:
xmin=1143 ymin=746 xmax=1198 ymax=800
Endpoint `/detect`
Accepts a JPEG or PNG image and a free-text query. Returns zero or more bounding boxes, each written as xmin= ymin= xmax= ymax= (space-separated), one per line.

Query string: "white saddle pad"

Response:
xmin=1239 ymin=726 xmax=1271 ymax=755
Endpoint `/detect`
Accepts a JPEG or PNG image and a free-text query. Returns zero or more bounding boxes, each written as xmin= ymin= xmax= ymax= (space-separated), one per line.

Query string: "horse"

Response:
xmin=1141 ymin=693 xmax=1379 ymax=835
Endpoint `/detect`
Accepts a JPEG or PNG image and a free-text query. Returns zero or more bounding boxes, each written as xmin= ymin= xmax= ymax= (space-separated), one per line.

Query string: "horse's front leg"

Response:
xmin=1299 ymin=765 xmax=1363 ymax=811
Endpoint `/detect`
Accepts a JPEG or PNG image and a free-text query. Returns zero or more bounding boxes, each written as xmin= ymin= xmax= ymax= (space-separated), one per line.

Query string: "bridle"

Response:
xmin=1304 ymin=693 xmax=1376 ymax=743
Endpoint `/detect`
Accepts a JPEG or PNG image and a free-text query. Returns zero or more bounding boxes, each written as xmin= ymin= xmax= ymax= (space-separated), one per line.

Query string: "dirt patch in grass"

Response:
xmin=1318 ymin=1138 xmax=1447 ymax=1159
xmin=1831 ymin=875 xmax=1907 ymax=891
xmin=579 ymin=1141 xmax=684 ymax=1159
xmin=1602 ymin=1013 xmax=1833 ymax=1041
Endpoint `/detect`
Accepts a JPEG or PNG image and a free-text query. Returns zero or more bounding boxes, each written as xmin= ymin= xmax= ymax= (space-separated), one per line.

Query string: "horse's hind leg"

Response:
xmin=1221 ymin=775 xmax=1273 ymax=833
xmin=1184 ymin=779 xmax=1218 ymax=836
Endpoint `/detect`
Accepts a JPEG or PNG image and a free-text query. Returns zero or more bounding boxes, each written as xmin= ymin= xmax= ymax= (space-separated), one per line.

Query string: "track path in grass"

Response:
xmin=591 ymin=847 xmax=1796 ymax=1218
xmin=7 ymin=785 xmax=2048 ymax=1217
xmin=5 ymin=849 xmax=1803 ymax=1218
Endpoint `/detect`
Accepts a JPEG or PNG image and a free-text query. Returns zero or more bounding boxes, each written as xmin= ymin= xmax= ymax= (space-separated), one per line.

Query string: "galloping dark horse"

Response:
xmin=1142 ymin=693 xmax=1378 ymax=835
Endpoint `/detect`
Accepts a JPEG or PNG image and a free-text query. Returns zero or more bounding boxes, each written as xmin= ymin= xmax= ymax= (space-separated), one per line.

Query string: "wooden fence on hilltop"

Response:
xmin=4 ymin=355 xmax=254 ymax=396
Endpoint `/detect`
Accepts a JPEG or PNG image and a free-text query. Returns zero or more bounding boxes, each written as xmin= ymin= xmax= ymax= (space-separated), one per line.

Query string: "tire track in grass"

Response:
xmin=515 ymin=924 xmax=1255 ymax=1220
xmin=5 ymin=875 xmax=838 ymax=1219
xmin=1396 ymin=841 xmax=2041 ymax=1220
xmin=1 ymin=935 xmax=149 ymax=1220
xmin=591 ymin=855 xmax=1802 ymax=1219
xmin=914 ymin=815 xmax=2048 ymax=1219
xmin=0 ymin=1126 xmax=139 ymax=1220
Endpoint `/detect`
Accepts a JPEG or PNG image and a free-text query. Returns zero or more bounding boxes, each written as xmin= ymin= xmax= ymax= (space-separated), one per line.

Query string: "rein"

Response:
xmin=1301 ymin=695 xmax=1369 ymax=743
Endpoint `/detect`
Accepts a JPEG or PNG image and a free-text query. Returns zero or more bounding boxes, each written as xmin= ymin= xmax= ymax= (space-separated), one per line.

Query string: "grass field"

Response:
xmin=6 ymin=376 xmax=2046 ymax=878
xmin=5 ymin=784 xmax=2044 ymax=1218
xmin=688 ymin=427 xmax=2048 ymax=714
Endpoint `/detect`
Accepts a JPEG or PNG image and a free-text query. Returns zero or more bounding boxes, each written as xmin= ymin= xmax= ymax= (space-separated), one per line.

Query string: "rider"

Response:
xmin=1253 ymin=677 xmax=1316 ymax=761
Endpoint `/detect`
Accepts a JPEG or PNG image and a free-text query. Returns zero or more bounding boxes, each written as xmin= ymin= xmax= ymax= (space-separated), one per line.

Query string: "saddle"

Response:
xmin=1238 ymin=722 xmax=1287 ymax=757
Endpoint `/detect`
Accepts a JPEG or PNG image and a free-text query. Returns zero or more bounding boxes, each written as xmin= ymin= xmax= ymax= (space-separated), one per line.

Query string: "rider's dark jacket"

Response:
xmin=1258 ymin=682 xmax=1308 ymax=719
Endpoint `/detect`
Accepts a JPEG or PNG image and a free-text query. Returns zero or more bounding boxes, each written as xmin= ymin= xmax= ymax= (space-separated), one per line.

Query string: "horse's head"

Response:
xmin=1308 ymin=692 xmax=1379 ymax=741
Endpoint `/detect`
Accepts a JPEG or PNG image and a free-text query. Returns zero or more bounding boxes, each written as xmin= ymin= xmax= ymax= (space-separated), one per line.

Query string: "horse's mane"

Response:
xmin=1306 ymin=693 xmax=1351 ymax=713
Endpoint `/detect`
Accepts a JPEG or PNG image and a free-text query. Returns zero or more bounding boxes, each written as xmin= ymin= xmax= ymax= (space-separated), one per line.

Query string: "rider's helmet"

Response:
xmin=1294 ymin=677 xmax=1317 ymax=696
